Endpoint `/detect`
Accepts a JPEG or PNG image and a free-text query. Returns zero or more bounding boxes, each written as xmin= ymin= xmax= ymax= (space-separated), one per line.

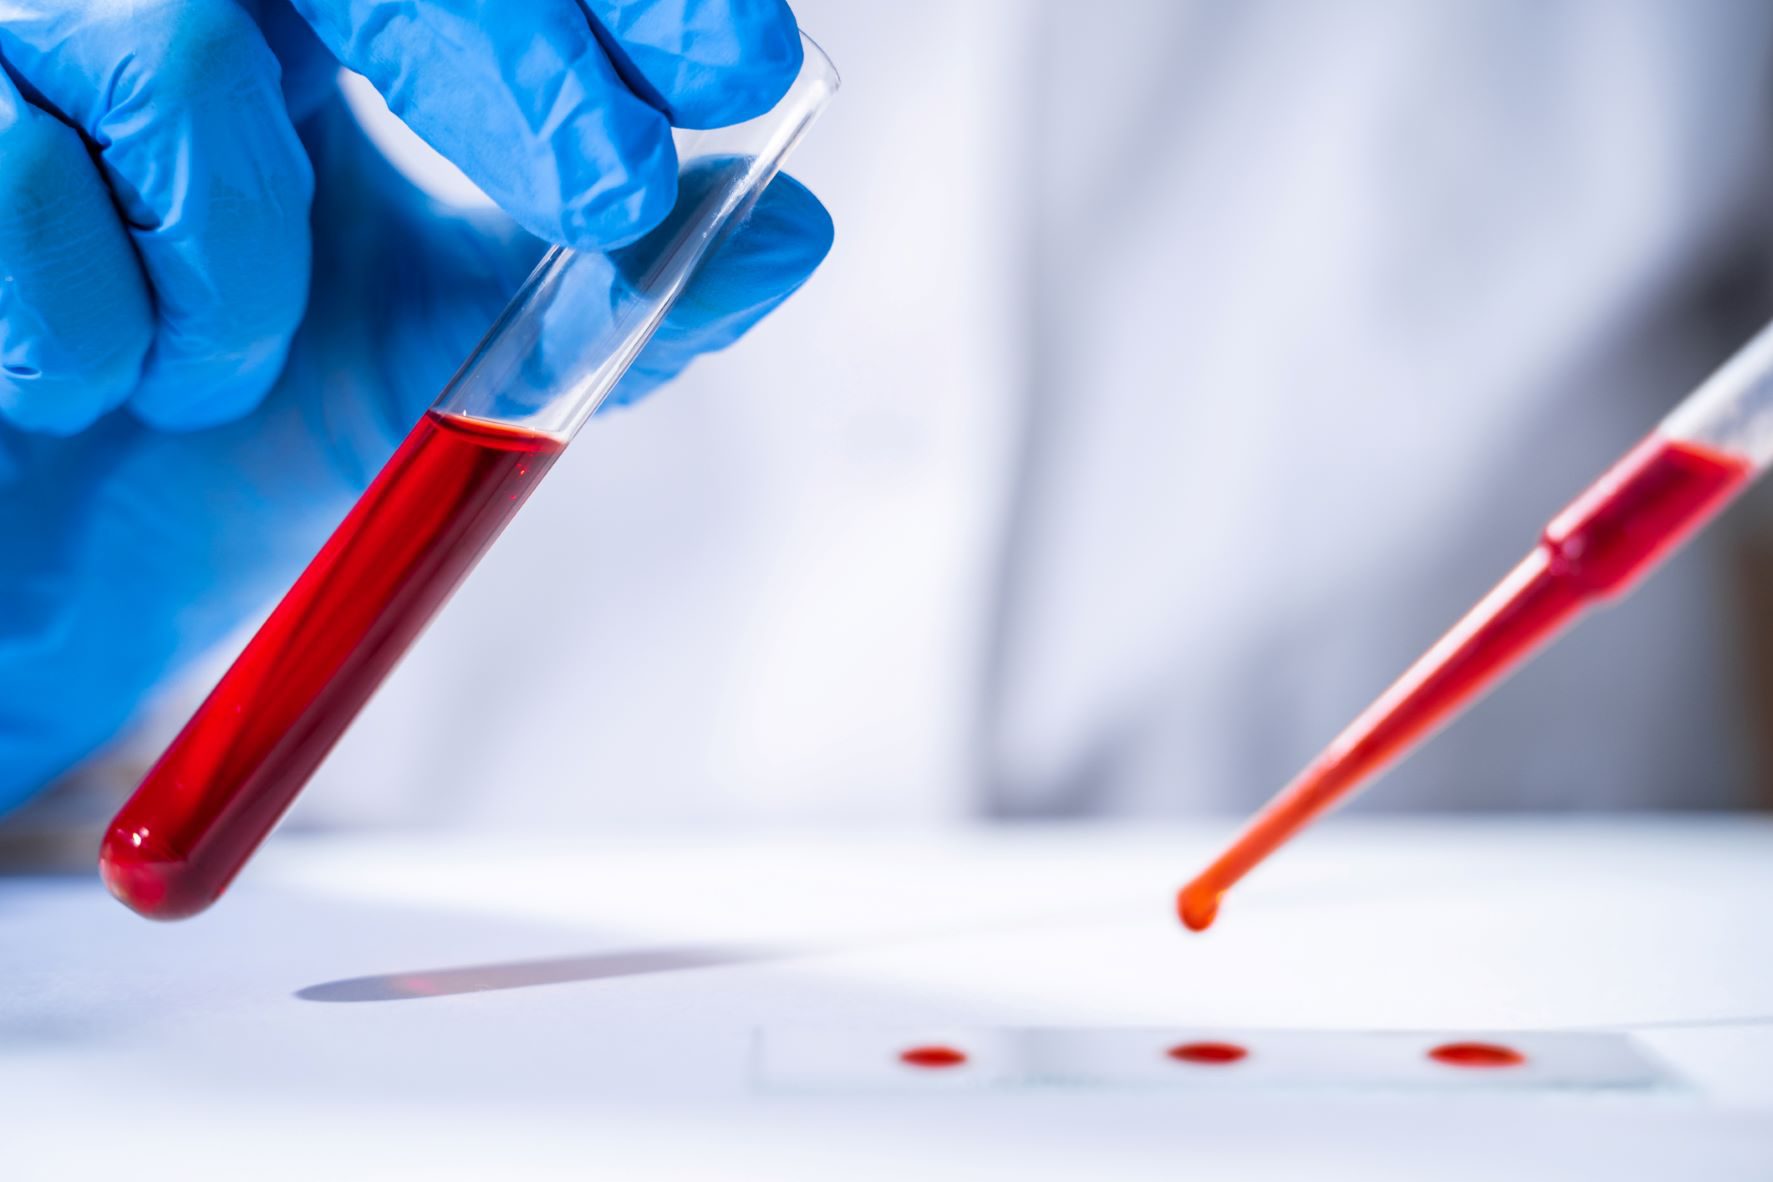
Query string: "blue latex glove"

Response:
xmin=0 ymin=0 xmax=833 ymax=813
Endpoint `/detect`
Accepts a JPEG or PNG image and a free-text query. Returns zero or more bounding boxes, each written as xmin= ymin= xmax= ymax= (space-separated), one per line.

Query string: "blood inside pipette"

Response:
xmin=1178 ymin=434 xmax=1752 ymax=931
xmin=100 ymin=410 xmax=564 ymax=920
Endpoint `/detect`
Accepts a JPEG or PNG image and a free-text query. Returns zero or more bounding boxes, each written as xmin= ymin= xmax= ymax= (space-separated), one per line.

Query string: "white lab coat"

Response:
xmin=103 ymin=0 xmax=1773 ymax=836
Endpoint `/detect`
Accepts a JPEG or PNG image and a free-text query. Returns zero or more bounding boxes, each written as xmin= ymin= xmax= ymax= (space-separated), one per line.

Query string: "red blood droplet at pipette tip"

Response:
xmin=1177 ymin=433 xmax=1753 ymax=932
xmin=1177 ymin=886 xmax=1221 ymax=933
xmin=100 ymin=410 xmax=565 ymax=920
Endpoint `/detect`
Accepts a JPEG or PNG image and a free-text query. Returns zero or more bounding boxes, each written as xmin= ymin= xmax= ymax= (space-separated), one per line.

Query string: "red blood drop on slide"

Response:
xmin=1428 ymin=1041 xmax=1526 ymax=1068
xmin=899 ymin=1045 xmax=968 ymax=1069
xmin=1166 ymin=1041 xmax=1249 ymax=1065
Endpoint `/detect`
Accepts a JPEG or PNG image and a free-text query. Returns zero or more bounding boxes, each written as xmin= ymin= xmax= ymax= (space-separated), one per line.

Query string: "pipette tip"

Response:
xmin=1176 ymin=882 xmax=1220 ymax=932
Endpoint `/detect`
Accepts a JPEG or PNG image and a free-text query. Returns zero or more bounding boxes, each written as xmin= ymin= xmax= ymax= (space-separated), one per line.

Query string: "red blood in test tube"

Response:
xmin=899 ymin=1045 xmax=969 ymax=1069
xmin=1178 ymin=435 xmax=1752 ymax=932
xmin=100 ymin=410 xmax=565 ymax=920
xmin=1165 ymin=1041 xmax=1248 ymax=1065
xmin=1428 ymin=1041 xmax=1526 ymax=1068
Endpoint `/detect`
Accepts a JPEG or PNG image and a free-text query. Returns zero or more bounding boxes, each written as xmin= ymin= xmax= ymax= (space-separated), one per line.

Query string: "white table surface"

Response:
xmin=3 ymin=816 xmax=1771 ymax=1180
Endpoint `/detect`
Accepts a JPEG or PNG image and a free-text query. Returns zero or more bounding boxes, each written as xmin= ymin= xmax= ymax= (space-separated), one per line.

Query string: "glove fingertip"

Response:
xmin=618 ymin=26 xmax=803 ymax=130
xmin=749 ymin=172 xmax=835 ymax=277
xmin=597 ymin=173 xmax=831 ymax=412
xmin=685 ymin=171 xmax=833 ymax=313
xmin=553 ymin=116 xmax=681 ymax=251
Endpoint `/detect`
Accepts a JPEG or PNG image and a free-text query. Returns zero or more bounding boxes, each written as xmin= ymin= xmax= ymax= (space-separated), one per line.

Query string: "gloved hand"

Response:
xmin=0 ymin=0 xmax=833 ymax=813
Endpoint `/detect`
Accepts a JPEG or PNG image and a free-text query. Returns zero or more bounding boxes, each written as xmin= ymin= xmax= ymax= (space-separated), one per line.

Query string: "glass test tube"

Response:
xmin=100 ymin=36 xmax=839 ymax=920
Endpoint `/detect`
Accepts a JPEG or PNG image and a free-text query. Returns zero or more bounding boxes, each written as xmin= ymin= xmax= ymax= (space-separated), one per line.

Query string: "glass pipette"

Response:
xmin=1179 ymin=319 xmax=1773 ymax=932
xmin=98 ymin=36 xmax=839 ymax=920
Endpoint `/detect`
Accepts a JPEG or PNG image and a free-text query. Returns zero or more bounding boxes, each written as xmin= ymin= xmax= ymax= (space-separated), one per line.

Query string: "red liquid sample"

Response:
xmin=1178 ymin=434 xmax=1752 ymax=931
xmin=1428 ymin=1041 xmax=1526 ymax=1069
xmin=1166 ymin=1041 xmax=1248 ymax=1065
xmin=99 ymin=410 xmax=565 ymax=920
xmin=899 ymin=1045 xmax=969 ymax=1069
